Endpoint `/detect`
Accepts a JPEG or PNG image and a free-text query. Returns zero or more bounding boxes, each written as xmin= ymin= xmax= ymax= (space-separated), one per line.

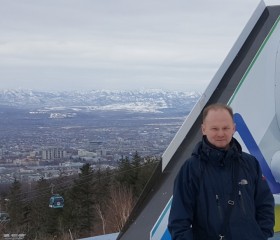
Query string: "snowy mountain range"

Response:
xmin=0 ymin=89 xmax=201 ymax=114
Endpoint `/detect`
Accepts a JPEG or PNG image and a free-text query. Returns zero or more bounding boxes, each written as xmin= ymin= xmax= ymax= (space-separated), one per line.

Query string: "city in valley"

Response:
xmin=0 ymin=89 xmax=200 ymax=184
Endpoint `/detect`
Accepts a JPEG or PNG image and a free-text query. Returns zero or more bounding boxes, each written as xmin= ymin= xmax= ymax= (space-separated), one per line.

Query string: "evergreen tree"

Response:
xmin=66 ymin=163 xmax=96 ymax=237
xmin=137 ymin=156 xmax=159 ymax=192
xmin=6 ymin=179 xmax=25 ymax=231
xmin=130 ymin=151 xmax=142 ymax=196
xmin=115 ymin=156 xmax=132 ymax=188
xmin=25 ymin=178 xmax=53 ymax=238
xmin=92 ymin=167 xmax=112 ymax=235
xmin=94 ymin=168 xmax=110 ymax=206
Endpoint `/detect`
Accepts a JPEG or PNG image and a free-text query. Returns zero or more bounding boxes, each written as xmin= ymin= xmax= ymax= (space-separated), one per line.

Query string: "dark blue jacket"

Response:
xmin=168 ymin=137 xmax=275 ymax=240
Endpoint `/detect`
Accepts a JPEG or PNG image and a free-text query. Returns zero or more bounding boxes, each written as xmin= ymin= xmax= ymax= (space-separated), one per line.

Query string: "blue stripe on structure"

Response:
xmin=234 ymin=113 xmax=280 ymax=194
xmin=161 ymin=228 xmax=171 ymax=240
xmin=151 ymin=197 xmax=173 ymax=238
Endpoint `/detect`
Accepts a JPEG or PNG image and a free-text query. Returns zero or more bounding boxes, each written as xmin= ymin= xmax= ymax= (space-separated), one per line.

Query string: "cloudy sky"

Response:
xmin=0 ymin=0 xmax=264 ymax=92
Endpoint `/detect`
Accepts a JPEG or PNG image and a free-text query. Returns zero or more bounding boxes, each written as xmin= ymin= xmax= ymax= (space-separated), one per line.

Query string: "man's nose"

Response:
xmin=217 ymin=129 xmax=224 ymax=135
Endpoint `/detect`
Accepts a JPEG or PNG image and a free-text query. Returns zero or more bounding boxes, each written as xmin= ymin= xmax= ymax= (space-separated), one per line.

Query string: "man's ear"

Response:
xmin=201 ymin=124 xmax=205 ymax=135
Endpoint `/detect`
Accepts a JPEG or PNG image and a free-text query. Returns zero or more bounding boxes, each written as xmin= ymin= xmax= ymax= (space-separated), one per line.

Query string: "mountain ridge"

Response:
xmin=0 ymin=89 xmax=201 ymax=114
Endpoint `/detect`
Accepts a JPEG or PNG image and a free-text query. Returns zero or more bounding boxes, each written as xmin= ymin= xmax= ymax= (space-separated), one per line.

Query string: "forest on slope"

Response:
xmin=0 ymin=152 xmax=159 ymax=240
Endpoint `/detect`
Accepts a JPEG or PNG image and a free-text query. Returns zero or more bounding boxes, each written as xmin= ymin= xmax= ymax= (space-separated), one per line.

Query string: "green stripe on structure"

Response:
xmin=229 ymin=15 xmax=280 ymax=105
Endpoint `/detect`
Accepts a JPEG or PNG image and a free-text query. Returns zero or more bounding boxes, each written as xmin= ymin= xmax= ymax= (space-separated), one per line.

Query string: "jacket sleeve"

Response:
xmin=254 ymin=159 xmax=275 ymax=238
xmin=168 ymin=162 xmax=196 ymax=240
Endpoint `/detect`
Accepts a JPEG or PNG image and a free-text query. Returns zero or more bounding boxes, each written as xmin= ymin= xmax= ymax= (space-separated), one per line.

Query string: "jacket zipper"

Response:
xmin=216 ymin=194 xmax=223 ymax=220
xmin=239 ymin=190 xmax=246 ymax=214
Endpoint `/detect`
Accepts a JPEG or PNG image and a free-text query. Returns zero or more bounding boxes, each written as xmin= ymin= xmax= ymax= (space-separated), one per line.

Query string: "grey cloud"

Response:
xmin=0 ymin=0 xmax=260 ymax=92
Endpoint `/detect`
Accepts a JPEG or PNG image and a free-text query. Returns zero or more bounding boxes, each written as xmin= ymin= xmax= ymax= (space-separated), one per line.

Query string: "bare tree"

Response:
xmin=106 ymin=184 xmax=135 ymax=232
xmin=95 ymin=204 xmax=107 ymax=235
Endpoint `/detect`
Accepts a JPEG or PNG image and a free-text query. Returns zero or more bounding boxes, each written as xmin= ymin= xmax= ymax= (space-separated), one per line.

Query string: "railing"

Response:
xmin=3 ymin=234 xmax=26 ymax=240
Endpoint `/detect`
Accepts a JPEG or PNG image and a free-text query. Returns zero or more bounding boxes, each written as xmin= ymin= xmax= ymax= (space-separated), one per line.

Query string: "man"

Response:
xmin=168 ymin=103 xmax=274 ymax=240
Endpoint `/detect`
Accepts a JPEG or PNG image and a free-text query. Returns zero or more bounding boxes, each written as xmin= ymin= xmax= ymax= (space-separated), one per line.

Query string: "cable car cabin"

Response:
xmin=0 ymin=212 xmax=10 ymax=222
xmin=49 ymin=194 xmax=64 ymax=209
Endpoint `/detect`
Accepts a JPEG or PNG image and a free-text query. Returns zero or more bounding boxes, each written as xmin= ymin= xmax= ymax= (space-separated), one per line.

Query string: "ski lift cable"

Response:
xmin=5 ymin=160 xmax=159 ymax=204
xmin=22 ymin=160 xmax=158 ymax=203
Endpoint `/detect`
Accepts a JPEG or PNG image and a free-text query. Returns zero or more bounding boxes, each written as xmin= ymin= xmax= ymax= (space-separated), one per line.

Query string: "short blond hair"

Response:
xmin=202 ymin=103 xmax=233 ymax=123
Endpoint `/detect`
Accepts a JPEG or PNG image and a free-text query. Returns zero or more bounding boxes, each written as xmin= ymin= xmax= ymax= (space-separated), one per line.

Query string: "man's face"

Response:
xmin=201 ymin=108 xmax=235 ymax=149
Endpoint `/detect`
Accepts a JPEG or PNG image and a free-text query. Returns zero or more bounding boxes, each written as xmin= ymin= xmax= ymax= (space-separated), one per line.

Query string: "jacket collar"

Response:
xmin=192 ymin=136 xmax=242 ymax=166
